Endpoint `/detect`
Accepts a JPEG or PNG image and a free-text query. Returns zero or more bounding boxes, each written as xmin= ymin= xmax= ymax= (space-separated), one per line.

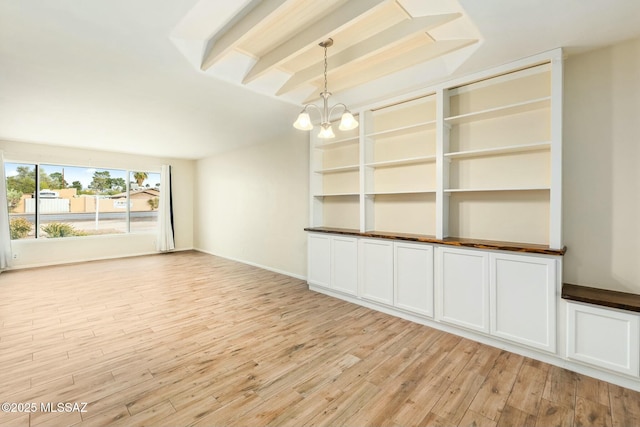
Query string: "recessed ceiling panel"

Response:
xmin=279 ymin=1 xmax=409 ymax=74
xmin=189 ymin=0 xmax=481 ymax=105
xmin=237 ymin=0 xmax=348 ymax=58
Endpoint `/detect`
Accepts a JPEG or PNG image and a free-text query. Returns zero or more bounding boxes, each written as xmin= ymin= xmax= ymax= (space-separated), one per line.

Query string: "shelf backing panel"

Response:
xmin=449 ymin=108 xmax=550 ymax=153
xmin=372 ymin=193 xmax=436 ymax=236
xmin=449 ymin=66 xmax=550 ymax=116
xmin=372 ymin=163 xmax=436 ymax=193
xmin=371 ymin=95 xmax=436 ymax=133
xmin=448 ymin=150 xmax=550 ymax=190
xmin=372 ymin=128 xmax=436 ymax=162
xmin=323 ymin=195 xmax=360 ymax=230
xmin=448 ymin=190 xmax=550 ymax=245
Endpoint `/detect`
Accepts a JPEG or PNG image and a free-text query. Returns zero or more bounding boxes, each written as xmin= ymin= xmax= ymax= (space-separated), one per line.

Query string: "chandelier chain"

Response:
xmin=323 ymin=43 xmax=328 ymax=94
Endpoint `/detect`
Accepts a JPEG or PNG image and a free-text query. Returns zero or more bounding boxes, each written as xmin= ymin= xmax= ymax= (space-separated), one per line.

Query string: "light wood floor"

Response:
xmin=0 ymin=251 xmax=639 ymax=427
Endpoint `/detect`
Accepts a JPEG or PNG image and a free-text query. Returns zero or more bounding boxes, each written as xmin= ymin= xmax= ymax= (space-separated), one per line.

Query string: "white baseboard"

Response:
xmin=193 ymin=247 xmax=306 ymax=281
xmin=6 ymin=247 xmax=193 ymax=271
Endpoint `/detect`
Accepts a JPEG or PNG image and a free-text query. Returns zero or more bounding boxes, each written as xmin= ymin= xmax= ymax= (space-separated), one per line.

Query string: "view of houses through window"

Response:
xmin=5 ymin=162 xmax=160 ymax=239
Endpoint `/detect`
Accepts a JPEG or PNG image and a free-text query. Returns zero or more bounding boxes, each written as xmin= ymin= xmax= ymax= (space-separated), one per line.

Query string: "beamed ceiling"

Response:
xmin=172 ymin=0 xmax=480 ymax=106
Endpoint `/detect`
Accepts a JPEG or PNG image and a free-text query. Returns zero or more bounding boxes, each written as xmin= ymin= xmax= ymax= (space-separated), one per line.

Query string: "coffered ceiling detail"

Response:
xmin=171 ymin=0 xmax=480 ymax=106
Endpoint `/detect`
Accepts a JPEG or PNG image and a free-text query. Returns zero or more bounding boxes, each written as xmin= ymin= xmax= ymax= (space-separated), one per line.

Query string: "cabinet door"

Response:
xmin=395 ymin=242 xmax=434 ymax=317
xmin=567 ymin=302 xmax=640 ymax=376
xmin=359 ymin=239 xmax=394 ymax=305
xmin=308 ymin=233 xmax=331 ymax=288
xmin=437 ymin=247 xmax=489 ymax=333
xmin=331 ymin=236 xmax=358 ymax=295
xmin=490 ymin=253 xmax=557 ymax=352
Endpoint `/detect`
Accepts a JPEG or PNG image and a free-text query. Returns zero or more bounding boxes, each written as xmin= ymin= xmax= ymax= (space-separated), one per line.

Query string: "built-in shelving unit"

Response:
xmin=443 ymin=61 xmax=556 ymax=246
xmin=362 ymin=94 xmax=438 ymax=236
xmin=308 ymin=48 xmax=563 ymax=250
xmin=309 ymin=116 xmax=361 ymax=231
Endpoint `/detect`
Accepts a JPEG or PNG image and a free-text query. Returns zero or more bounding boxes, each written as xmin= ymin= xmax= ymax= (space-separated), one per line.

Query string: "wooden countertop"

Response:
xmin=562 ymin=283 xmax=640 ymax=313
xmin=304 ymin=227 xmax=566 ymax=256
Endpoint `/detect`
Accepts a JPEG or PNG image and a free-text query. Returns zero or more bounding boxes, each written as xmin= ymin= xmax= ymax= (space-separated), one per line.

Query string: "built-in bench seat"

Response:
xmin=562 ymin=283 xmax=640 ymax=313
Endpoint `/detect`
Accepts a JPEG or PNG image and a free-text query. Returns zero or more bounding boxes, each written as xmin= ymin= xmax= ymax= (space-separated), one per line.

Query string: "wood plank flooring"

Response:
xmin=0 ymin=251 xmax=638 ymax=427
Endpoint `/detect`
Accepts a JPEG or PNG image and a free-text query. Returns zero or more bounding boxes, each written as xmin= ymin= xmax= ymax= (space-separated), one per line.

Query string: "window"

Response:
xmin=4 ymin=162 xmax=160 ymax=239
xmin=5 ymin=163 xmax=36 ymax=239
xmin=129 ymin=171 xmax=160 ymax=233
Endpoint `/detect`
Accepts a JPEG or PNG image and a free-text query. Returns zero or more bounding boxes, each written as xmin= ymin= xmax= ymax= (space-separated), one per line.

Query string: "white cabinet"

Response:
xmin=307 ymin=233 xmax=357 ymax=295
xmin=437 ymin=247 xmax=490 ymax=333
xmin=308 ymin=233 xmax=331 ymax=288
xmin=567 ymin=302 xmax=640 ymax=376
xmin=331 ymin=236 xmax=358 ymax=296
xmin=359 ymin=239 xmax=435 ymax=314
xmin=310 ymin=234 xmax=435 ymax=311
xmin=490 ymin=253 xmax=556 ymax=352
xmin=395 ymin=242 xmax=434 ymax=317
xmin=359 ymin=239 xmax=394 ymax=305
xmin=436 ymin=247 xmax=558 ymax=351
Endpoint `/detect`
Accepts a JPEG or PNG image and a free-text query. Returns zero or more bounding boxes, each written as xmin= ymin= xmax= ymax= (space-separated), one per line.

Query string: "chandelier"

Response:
xmin=293 ymin=39 xmax=359 ymax=139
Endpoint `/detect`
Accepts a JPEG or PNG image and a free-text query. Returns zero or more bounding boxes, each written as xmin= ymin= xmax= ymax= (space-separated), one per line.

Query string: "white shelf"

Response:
xmin=366 ymin=190 xmax=436 ymax=196
xmin=314 ymin=135 xmax=359 ymax=149
xmin=445 ymin=142 xmax=550 ymax=160
xmin=313 ymin=192 xmax=360 ymax=197
xmin=445 ymin=187 xmax=550 ymax=193
xmin=365 ymin=121 xmax=436 ymax=139
xmin=445 ymin=97 xmax=551 ymax=125
xmin=365 ymin=155 xmax=436 ymax=168
xmin=314 ymin=164 xmax=359 ymax=174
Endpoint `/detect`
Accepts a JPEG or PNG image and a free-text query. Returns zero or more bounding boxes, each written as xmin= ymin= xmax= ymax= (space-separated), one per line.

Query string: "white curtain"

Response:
xmin=0 ymin=152 xmax=13 ymax=270
xmin=156 ymin=164 xmax=175 ymax=252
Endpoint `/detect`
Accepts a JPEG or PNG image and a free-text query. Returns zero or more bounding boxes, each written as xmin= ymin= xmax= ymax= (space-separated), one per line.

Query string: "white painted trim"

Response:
xmin=6 ymin=248 xmax=193 ymax=271
xmin=194 ymin=247 xmax=306 ymax=281
xmin=549 ymin=51 xmax=564 ymax=249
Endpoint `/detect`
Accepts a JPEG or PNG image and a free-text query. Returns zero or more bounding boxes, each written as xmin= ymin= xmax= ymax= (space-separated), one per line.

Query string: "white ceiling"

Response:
xmin=1 ymin=0 xmax=639 ymax=160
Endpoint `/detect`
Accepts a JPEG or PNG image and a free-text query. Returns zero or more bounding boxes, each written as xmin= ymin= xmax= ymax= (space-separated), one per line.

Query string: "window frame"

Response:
xmin=4 ymin=159 xmax=161 ymax=240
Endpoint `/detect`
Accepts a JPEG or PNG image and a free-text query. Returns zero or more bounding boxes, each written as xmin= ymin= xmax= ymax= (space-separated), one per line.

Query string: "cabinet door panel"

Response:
xmin=490 ymin=253 xmax=556 ymax=352
xmin=437 ymin=247 xmax=489 ymax=332
xmin=360 ymin=239 xmax=394 ymax=305
xmin=567 ymin=303 xmax=640 ymax=376
xmin=308 ymin=234 xmax=331 ymax=288
xmin=331 ymin=237 xmax=358 ymax=295
xmin=395 ymin=242 xmax=434 ymax=317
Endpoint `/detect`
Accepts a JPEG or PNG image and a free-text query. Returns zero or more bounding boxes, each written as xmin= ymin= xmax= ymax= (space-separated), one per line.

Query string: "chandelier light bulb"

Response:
xmin=339 ymin=112 xmax=359 ymax=131
xmin=293 ymin=112 xmax=313 ymax=130
xmin=318 ymin=125 xmax=335 ymax=139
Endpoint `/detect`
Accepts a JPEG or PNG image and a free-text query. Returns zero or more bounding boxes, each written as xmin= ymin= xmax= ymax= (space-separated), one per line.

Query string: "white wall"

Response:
xmin=563 ymin=37 xmax=640 ymax=292
xmin=194 ymin=132 xmax=309 ymax=278
xmin=1 ymin=139 xmax=195 ymax=268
